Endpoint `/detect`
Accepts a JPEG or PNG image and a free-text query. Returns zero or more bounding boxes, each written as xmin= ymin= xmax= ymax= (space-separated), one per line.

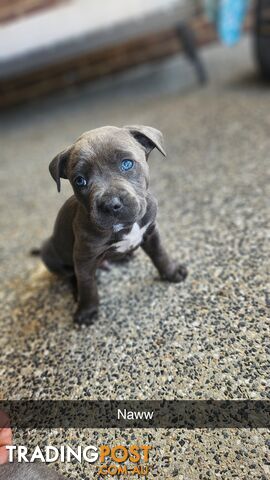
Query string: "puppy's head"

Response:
xmin=49 ymin=125 xmax=166 ymax=231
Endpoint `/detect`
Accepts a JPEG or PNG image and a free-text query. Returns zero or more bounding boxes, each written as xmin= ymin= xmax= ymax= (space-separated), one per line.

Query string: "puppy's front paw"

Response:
xmin=74 ymin=307 xmax=98 ymax=326
xmin=161 ymin=262 xmax=188 ymax=283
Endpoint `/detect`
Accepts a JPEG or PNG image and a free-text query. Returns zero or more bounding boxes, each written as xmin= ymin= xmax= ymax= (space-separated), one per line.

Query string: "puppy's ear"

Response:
xmin=124 ymin=125 xmax=166 ymax=157
xmin=49 ymin=146 xmax=71 ymax=192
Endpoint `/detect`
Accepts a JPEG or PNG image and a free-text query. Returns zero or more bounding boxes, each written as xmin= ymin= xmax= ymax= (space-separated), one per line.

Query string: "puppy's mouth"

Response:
xmin=91 ymin=200 xmax=147 ymax=233
xmin=92 ymin=214 xmax=138 ymax=232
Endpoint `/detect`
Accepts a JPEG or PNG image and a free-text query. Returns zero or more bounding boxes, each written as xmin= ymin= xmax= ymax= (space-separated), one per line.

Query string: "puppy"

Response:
xmin=0 ymin=463 xmax=67 ymax=480
xmin=40 ymin=125 xmax=187 ymax=325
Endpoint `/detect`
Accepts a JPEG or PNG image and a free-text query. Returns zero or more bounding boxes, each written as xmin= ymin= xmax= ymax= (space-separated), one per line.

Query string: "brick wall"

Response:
xmin=0 ymin=0 xmax=67 ymax=24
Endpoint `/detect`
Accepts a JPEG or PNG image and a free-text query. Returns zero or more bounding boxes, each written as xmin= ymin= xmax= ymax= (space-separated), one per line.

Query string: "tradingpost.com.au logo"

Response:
xmin=7 ymin=444 xmax=152 ymax=477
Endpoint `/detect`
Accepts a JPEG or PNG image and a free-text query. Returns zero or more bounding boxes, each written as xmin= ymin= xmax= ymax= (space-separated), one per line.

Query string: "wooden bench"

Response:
xmin=0 ymin=1 xmax=207 ymax=106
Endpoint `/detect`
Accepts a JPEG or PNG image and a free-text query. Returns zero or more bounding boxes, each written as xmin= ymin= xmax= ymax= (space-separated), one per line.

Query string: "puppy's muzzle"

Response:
xmin=96 ymin=189 xmax=140 ymax=223
xmin=99 ymin=195 xmax=123 ymax=215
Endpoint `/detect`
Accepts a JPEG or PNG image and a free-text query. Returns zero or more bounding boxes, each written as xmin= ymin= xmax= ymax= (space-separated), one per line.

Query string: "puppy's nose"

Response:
xmin=100 ymin=196 xmax=123 ymax=214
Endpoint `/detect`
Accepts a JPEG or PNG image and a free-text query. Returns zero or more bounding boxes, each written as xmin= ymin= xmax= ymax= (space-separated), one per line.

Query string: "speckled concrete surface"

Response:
xmin=0 ymin=36 xmax=270 ymax=478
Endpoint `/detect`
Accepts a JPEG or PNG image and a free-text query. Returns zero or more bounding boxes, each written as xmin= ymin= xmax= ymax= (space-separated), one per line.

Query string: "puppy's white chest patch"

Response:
xmin=112 ymin=222 xmax=150 ymax=253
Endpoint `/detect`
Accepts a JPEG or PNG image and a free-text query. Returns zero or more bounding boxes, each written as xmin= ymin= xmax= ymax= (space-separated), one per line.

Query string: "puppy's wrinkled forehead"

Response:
xmin=72 ymin=126 xmax=143 ymax=163
xmin=49 ymin=125 xmax=165 ymax=192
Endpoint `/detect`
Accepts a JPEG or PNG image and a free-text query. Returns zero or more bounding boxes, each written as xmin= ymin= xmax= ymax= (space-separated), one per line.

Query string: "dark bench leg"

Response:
xmin=175 ymin=22 xmax=208 ymax=85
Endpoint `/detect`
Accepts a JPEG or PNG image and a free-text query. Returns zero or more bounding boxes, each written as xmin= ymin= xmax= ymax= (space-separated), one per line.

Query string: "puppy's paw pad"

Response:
xmin=74 ymin=308 xmax=98 ymax=326
xmin=162 ymin=263 xmax=188 ymax=283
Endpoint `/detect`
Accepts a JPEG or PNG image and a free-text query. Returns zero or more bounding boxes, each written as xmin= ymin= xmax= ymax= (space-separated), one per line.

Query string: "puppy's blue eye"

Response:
xmin=75 ymin=176 xmax=87 ymax=187
xmin=121 ymin=159 xmax=134 ymax=171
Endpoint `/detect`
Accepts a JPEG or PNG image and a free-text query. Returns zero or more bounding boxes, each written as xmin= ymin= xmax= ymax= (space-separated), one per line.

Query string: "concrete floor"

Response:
xmin=0 ymin=37 xmax=269 ymax=479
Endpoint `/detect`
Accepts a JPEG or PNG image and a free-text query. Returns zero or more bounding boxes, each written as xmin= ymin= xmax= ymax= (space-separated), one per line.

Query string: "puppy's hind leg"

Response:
xmin=41 ymin=238 xmax=77 ymax=298
xmin=41 ymin=238 xmax=73 ymax=277
xmin=112 ymin=250 xmax=135 ymax=264
xmin=105 ymin=251 xmax=135 ymax=269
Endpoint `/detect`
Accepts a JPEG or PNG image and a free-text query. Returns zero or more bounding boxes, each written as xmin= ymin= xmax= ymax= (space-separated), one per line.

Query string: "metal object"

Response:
xmin=176 ymin=22 xmax=208 ymax=84
xmin=255 ymin=0 xmax=270 ymax=79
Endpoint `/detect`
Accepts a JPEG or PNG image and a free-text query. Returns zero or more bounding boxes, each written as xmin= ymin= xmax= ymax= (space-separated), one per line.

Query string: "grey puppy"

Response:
xmin=40 ymin=125 xmax=187 ymax=325
xmin=0 ymin=463 xmax=67 ymax=480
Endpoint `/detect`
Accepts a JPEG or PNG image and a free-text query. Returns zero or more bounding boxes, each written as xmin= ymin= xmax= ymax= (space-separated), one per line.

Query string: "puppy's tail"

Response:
xmin=30 ymin=248 xmax=41 ymax=256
